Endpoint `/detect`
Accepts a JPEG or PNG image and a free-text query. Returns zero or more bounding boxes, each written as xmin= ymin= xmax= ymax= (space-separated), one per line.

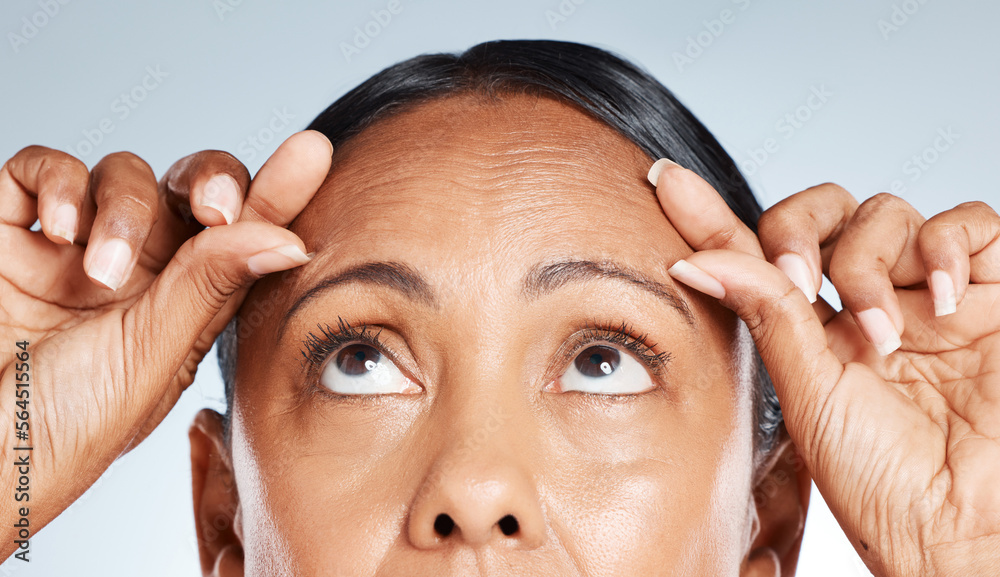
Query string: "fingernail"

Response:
xmin=247 ymin=244 xmax=312 ymax=276
xmin=928 ymin=270 xmax=956 ymax=316
xmin=856 ymin=308 xmax=902 ymax=356
xmin=50 ymin=203 xmax=78 ymax=244
xmin=200 ymin=174 xmax=240 ymax=225
xmin=774 ymin=253 xmax=817 ymax=303
xmin=646 ymin=158 xmax=682 ymax=187
xmin=668 ymin=259 xmax=726 ymax=299
xmin=87 ymin=238 xmax=133 ymax=291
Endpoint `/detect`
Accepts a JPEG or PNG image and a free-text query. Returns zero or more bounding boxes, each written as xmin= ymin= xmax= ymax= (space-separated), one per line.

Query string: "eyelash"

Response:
xmin=299 ymin=317 xmax=672 ymax=380
xmin=301 ymin=316 xmax=390 ymax=368
xmin=563 ymin=319 xmax=672 ymax=378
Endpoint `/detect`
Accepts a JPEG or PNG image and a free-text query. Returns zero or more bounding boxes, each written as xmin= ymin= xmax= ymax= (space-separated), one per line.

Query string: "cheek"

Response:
xmin=231 ymin=399 xmax=423 ymax=575
xmin=537 ymin=406 xmax=752 ymax=574
xmin=540 ymin=462 xmax=678 ymax=573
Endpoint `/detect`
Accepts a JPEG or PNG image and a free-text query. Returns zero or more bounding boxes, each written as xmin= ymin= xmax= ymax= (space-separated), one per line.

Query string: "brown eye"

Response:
xmin=557 ymin=344 xmax=654 ymax=395
xmin=573 ymin=345 xmax=620 ymax=377
xmin=320 ymin=343 xmax=417 ymax=395
xmin=336 ymin=344 xmax=382 ymax=376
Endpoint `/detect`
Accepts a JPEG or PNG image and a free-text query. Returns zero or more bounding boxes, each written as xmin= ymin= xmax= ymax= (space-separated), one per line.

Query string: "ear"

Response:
xmin=190 ymin=408 xmax=244 ymax=577
xmin=741 ymin=426 xmax=812 ymax=577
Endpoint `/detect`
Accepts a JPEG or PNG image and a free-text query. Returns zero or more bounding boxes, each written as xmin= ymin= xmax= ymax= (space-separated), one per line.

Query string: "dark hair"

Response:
xmin=217 ymin=39 xmax=782 ymax=459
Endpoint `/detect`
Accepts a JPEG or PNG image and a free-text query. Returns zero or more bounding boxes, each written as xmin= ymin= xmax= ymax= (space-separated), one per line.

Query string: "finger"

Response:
xmin=123 ymin=221 xmax=312 ymax=410
xmin=646 ymin=158 xmax=764 ymax=257
xmin=666 ymin=250 xmax=844 ymax=459
xmin=83 ymin=152 xmax=159 ymax=291
xmin=0 ymin=145 xmax=91 ymax=244
xmin=147 ymin=131 xmax=330 ymax=268
xmin=918 ymin=201 xmax=1000 ymax=316
xmin=163 ymin=150 xmax=250 ymax=228
xmin=757 ymin=183 xmax=859 ymax=303
xmin=143 ymin=151 xmax=252 ymax=268
xmin=828 ymin=193 xmax=925 ymax=355
xmin=240 ymin=130 xmax=332 ymax=226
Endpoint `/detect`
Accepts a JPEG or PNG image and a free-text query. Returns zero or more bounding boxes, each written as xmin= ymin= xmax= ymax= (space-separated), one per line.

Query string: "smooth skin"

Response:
xmin=0 ymin=93 xmax=997 ymax=575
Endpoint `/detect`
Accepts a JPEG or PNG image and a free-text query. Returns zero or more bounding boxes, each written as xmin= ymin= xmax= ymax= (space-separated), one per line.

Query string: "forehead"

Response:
xmin=289 ymin=94 xmax=691 ymax=291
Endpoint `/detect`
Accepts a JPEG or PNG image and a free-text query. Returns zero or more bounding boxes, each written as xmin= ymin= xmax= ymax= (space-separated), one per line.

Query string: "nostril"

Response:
xmin=434 ymin=513 xmax=455 ymax=537
xmin=497 ymin=514 xmax=519 ymax=536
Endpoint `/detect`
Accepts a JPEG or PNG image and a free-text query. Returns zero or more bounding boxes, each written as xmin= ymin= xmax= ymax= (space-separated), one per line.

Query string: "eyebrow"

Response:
xmin=523 ymin=260 xmax=694 ymax=324
xmin=278 ymin=258 xmax=694 ymax=339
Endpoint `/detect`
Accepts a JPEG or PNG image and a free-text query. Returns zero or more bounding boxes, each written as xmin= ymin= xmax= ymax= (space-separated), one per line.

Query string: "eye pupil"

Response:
xmin=337 ymin=344 xmax=382 ymax=376
xmin=575 ymin=346 xmax=620 ymax=377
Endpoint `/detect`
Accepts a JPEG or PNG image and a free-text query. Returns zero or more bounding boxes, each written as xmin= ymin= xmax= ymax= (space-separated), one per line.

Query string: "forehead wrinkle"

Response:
xmin=326 ymin=143 xmax=650 ymax=204
xmin=298 ymin=162 xmax=663 ymax=263
xmin=317 ymin=93 xmax=655 ymax=200
xmin=286 ymin=92 xmax=687 ymax=312
xmin=314 ymin=145 xmax=660 ymax=234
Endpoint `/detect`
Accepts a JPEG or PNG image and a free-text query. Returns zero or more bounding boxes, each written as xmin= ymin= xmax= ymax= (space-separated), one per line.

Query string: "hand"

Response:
xmin=648 ymin=159 xmax=1000 ymax=576
xmin=0 ymin=132 xmax=332 ymax=558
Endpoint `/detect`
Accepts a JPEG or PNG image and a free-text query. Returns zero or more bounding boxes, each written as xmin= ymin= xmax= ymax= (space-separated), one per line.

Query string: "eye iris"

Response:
xmin=337 ymin=344 xmax=381 ymax=376
xmin=575 ymin=346 xmax=620 ymax=377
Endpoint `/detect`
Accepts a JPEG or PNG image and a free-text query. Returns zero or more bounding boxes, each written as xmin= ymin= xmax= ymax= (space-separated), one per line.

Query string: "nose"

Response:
xmin=407 ymin=447 xmax=546 ymax=549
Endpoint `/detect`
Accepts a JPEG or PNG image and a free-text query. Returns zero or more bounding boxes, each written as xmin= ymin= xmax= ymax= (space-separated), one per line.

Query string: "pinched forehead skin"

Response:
xmin=232 ymin=93 xmax=756 ymax=576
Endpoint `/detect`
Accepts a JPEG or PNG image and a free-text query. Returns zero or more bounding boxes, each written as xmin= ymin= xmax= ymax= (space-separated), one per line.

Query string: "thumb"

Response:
xmin=122 ymin=220 xmax=310 ymax=409
xmin=667 ymin=249 xmax=845 ymax=459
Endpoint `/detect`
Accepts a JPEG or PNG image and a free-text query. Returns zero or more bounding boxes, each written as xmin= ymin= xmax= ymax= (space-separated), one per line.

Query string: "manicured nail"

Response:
xmin=928 ymin=270 xmax=956 ymax=316
xmin=668 ymin=259 xmax=726 ymax=299
xmin=247 ymin=245 xmax=312 ymax=276
xmin=200 ymin=174 xmax=240 ymax=225
xmin=87 ymin=238 xmax=133 ymax=291
xmin=50 ymin=203 xmax=78 ymax=244
xmin=774 ymin=253 xmax=817 ymax=303
xmin=856 ymin=308 xmax=901 ymax=356
xmin=646 ymin=158 xmax=682 ymax=187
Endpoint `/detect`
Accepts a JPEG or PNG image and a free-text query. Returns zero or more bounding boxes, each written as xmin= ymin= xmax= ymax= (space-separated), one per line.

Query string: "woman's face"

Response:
xmin=228 ymin=94 xmax=762 ymax=575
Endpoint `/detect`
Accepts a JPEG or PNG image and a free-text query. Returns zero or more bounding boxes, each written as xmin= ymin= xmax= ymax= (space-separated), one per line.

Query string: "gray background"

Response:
xmin=2 ymin=0 xmax=995 ymax=575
